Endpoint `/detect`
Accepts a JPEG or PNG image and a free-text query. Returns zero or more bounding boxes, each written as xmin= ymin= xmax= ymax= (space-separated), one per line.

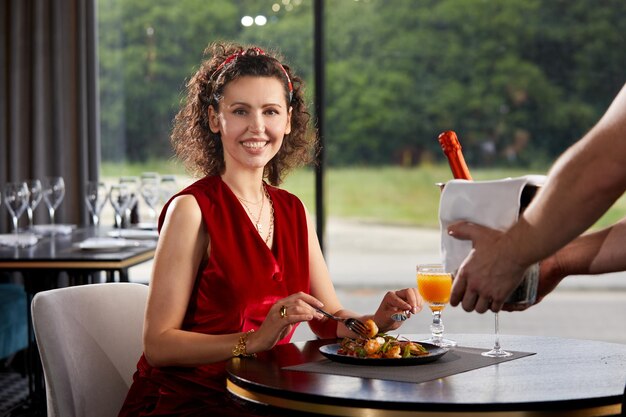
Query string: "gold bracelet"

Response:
xmin=232 ymin=329 xmax=256 ymax=358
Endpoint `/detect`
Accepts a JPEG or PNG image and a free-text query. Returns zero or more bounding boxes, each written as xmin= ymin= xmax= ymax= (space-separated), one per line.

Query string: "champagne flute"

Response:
xmin=482 ymin=312 xmax=512 ymax=357
xmin=109 ymin=184 xmax=130 ymax=234
xmin=417 ymin=263 xmax=457 ymax=347
xmin=3 ymin=182 xmax=30 ymax=240
xmin=26 ymin=179 xmax=43 ymax=229
xmin=42 ymin=176 xmax=65 ymax=225
xmin=85 ymin=181 xmax=109 ymax=227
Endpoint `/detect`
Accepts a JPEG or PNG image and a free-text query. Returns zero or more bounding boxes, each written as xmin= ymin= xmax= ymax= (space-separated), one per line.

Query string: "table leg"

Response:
xmin=119 ymin=268 xmax=129 ymax=282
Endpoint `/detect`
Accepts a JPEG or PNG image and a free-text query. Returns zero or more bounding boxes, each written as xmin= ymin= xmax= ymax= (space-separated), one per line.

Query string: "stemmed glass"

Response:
xmin=85 ymin=181 xmax=109 ymax=227
xmin=109 ymin=184 xmax=130 ymax=233
xmin=140 ymin=172 xmax=160 ymax=222
xmin=482 ymin=313 xmax=512 ymax=357
xmin=26 ymin=179 xmax=43 ymax=229
xmin=160 ymin=175 xmax=178 ymax=204
xmin=417 ymin=263 xmax=457 ymax=348
xmin=119 ymin=177 xmax=139 ymax=226
xmin=3 ymin=182 xmax=30 ymax=240
xmin=42 ymin=177 xmax=65 ymax=225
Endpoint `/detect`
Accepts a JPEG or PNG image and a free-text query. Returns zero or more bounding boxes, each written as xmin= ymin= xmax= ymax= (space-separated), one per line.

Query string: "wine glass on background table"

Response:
xmin=85 ymin=181 xmax=109 ymax=227
xmin=109 ymin=184 xmax=130 ymax=234
xmin=26 ymin=179 xmax=43 ymax=229
xmin=140 ymin=172 xmax=160 ymax=223
xmin=3 ymin=182 xmax=30 ymax=240
xmin=417 ymin=263 xmax=457 ymax=348
xmin=160 ymin=175 xmax=178 ymax=205
xmin=42 ymin=176 xmax=65 ymax=225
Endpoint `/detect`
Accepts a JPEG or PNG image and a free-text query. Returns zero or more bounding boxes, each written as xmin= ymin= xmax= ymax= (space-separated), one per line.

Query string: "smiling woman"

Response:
xmin=116 ymin=42 xmax=423 ymax=417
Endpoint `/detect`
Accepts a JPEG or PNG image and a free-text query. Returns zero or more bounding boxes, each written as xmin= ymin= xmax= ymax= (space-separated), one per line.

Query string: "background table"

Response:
xmin=0 ymin=226 xmax=156 ymax=413
xmin=0 ymin=226 xmax=156 ymax=283
xmin=227 ymin=333 xmax=626 ymax=416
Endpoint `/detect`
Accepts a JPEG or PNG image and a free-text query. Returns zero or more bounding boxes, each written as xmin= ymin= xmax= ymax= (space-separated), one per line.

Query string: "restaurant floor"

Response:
xmin=0 ymin=353 xmax=30 ymax=417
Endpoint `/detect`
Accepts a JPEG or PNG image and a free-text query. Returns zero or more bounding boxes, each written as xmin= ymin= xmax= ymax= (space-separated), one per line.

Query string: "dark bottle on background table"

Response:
xmin=113 ymin=194 xmax=141 ymax=228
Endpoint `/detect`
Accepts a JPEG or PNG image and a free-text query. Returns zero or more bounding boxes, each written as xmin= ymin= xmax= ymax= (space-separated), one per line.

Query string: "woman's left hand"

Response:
xmin=373 ymin=288 xmax=423 ymax=332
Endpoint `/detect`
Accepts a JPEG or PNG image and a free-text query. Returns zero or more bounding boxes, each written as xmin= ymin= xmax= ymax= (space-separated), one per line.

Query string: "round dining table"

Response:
xmin=226 ymin=333 xmax=626 ymax=416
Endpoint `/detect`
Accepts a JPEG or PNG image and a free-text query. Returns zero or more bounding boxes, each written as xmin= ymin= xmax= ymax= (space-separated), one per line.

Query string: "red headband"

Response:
xmin=211 ymin=47 xmax=293 ymax=102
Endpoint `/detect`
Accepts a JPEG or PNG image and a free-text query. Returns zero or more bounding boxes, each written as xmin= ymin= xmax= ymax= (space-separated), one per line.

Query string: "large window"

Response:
xmin=99 ymin=0 xmax=626 ymax=227
xmin=98 ymin=0 xmax=626 ymax=343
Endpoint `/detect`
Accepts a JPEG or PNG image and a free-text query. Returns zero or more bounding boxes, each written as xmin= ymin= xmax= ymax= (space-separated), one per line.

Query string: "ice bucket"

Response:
xmin=438 ymin=175 xmax=545 ymax=306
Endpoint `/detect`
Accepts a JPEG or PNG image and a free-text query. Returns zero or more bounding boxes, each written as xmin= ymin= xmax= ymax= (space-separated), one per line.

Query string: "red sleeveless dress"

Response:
xmin=118 ymin=176 xmax=310 ymax=416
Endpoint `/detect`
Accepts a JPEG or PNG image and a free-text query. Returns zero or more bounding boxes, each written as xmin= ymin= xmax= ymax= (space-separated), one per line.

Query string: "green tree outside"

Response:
xmin=98 ymin=0 xmax=626 ymax=167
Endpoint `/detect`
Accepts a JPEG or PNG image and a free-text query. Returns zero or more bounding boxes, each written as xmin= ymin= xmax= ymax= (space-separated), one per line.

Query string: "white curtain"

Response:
xmin=0 ymin=0 xmax=99 ymax=233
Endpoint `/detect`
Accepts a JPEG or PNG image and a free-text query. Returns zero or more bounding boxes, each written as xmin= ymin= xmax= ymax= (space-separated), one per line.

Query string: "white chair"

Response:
xmin=31 ymin=282 xmax=149 ymax=417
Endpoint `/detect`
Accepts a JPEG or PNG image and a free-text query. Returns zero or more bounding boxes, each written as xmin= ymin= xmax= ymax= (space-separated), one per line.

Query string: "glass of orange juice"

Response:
xmin=417 ymin=264 xmax=457 ymax=347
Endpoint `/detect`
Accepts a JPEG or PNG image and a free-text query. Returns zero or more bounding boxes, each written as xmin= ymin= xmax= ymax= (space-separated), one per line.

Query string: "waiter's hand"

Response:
xmin=447 ymin=222 xmax=527 ymax=313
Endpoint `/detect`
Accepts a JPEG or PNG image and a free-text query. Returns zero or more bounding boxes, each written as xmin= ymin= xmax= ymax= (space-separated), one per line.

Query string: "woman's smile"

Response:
xmin=241 ymin=139 xmax=269 ymax=150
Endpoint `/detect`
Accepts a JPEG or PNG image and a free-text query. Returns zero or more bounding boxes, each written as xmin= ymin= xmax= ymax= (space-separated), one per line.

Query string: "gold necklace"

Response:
xmin=236 ymin=193 xmax=263 ymax=205
xmin=264 ymin=191 xmax=274 ymax=245
xmin=237 ymin=185 xmax=265 ymax=233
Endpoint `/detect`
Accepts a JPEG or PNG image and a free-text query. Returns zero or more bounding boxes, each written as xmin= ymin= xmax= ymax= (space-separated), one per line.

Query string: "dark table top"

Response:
xmin=0 ymin=226 xmax=156 ymax=271
xmin=227 ymin=333 xmax=626 ymax=416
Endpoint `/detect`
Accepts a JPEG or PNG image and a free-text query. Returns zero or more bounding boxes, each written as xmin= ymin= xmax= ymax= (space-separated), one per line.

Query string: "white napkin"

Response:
xmin=77 ymin=237 xmax=143 ymax=250
xmin=32 ymin=224 xmax=76 ymax=236
xmin=0 ymin=233 xmax=39 ymax=247
xmin=107 ymin=229 xmax=159 ymax=240
xmin=439 ymin=175 xmax=546 ymax=274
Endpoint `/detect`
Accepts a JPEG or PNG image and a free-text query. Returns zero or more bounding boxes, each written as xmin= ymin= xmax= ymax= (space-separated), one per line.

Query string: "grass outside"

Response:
xmin=102 ymin=162 xmax=626 ymax=231
xmin=282 ymin=165 xmax=626 ymax=231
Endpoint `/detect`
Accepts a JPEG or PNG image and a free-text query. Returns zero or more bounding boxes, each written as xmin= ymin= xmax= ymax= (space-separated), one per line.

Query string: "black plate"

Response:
xmin=319 ymin=341 xmax=449 ymax=366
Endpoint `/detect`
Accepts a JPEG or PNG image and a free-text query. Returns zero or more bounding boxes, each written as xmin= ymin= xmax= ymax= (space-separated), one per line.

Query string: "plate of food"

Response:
xmin=319 ymin=333 xmax=449 ymax=366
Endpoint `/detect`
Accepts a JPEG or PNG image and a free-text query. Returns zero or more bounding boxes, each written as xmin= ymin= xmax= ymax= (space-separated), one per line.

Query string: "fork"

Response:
xmin=315 ymin=308 xmax=370 ymax=338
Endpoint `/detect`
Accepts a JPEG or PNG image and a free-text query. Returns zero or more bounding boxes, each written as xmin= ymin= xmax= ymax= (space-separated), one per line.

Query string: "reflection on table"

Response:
xmin=227 ymin=333 xmax=626 ymax=416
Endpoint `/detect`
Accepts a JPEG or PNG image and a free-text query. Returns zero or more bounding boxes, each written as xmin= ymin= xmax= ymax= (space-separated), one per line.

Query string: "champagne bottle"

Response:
xmin=437 ymin=131 xmax=472 ymax=180
xmin=437 ymin=130 xmax=539 ymax=305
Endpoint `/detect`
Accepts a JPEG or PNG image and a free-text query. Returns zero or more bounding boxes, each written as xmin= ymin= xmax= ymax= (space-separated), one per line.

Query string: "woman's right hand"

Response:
xmin=247 ymin=292 xmax=325 ymax=353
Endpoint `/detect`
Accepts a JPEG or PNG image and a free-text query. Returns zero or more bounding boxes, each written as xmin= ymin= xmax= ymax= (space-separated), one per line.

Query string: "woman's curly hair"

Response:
xmin=171 ymin=41 xmax=315 ymax=186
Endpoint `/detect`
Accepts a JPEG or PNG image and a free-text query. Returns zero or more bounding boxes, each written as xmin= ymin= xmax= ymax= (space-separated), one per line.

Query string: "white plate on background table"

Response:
xmin=76 ymin=237 xmax=143 ymax=251
xmin=107 ymin=229 xmax=158 ymax=240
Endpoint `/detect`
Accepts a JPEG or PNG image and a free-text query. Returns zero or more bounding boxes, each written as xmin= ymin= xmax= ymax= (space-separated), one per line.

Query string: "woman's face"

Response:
xmin=209 ymin=76 xmax=292 ymax=174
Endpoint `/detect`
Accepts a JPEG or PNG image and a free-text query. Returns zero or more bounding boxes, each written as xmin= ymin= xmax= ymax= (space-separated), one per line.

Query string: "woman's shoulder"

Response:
xmin=158 ymin=176 xmax=220 ymax=227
